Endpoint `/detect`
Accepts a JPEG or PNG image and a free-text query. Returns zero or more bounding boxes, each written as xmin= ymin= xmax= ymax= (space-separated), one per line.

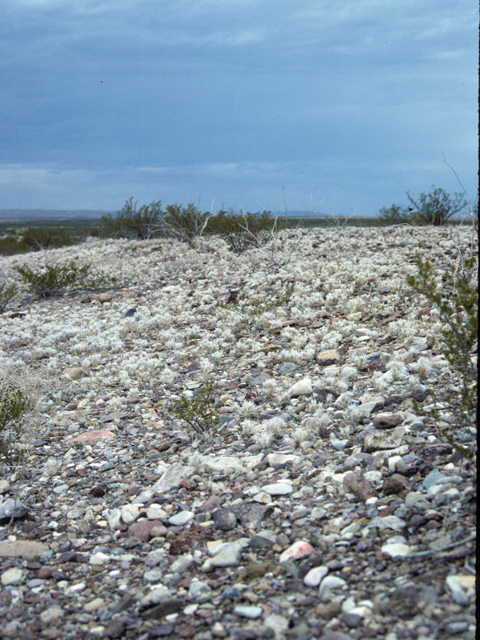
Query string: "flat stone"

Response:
xmin=303 ymin=565 xmax=328 ymax=587
xmin=188 ymin=580 xmax=212 ymax=603
xmin=0 ymin=540 xmax=48 ymax=557
xmin=210 ymin=541 xmax=246 ymax=567
xmin=287 ymin=378 xmax=313 ymax=397
xmin=373 ymin=413 xmax=404 ymax=429
xmin=381 ymin=543 xmax=412 ymax=557
xmin=0 ymin=480 xmax=11 ymax=494
xmin=446 ymin=575 xmax=470 ymax=606
xmin=318 ymin=576 xmax=347 ymax=602
xmin=152 ymin=463 xmax=195 ymax=493
xmin=168 ymin=510 xmax=194 ymax=526
xmin=316 ymin=350 xmax=341 ymax=366
xmin=40 ymin=606 xmax=64 ymax=624
xmin=121 ymin=504 xmax=140 ymax=524
xmin=1 ymin=567 xmax=24 ymax=585
xmin=0 ymin=499 xmax=28 ymax=523
xmin=70 ymin=430 xmax=115 ymax=443
xmin=84 ymin=597 xmax=105 ymax=613
xmin=130 ymin=519 xmax=166 ymax=542
xmin=364 ymin=427 xmax=405 ymax=452
xmin=98 ymin=293 xmax=112 ymax=303
xmin=359 ymin=398 xmax=385 ymax=414
xmin=262 ymin=481 xmax=293 ymax=496
xmin=196 ymin=495 xmax=222 ymax=513
xmin=267 ymin=453 xmax=299 ymax=467
xmin=279 ymin=540 xmax=315 ymax=563
xmin=233 ymin=605 xmax=263 ymax=619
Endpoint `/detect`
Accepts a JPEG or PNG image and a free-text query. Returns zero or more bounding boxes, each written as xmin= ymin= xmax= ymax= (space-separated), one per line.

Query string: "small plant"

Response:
xmin=0 ymin=281 xmax=17 ymax=313
xmin=171 ymin=377 xmax=220 ymax=437
xmin=406 ymin=253 xmax=477 ymax=462
xmin=161 ymin=203 xmax=212 ymax=248
xmin=13 ymin=261 xmax=112 ymax=297
xmin=377 ymin=204 xmax=412 ymax=226
xmin=208 ymin=209 xmax=286 ymax=254
xmin=0 ymin=379 xmax=29 ymax=466
xmin=101 ymin=198 xmax=163 ymax=240
xmin=407 ymin=186 xmax=469 ymax=226
xmin=18 ymin=226 xmax=74 ymax=251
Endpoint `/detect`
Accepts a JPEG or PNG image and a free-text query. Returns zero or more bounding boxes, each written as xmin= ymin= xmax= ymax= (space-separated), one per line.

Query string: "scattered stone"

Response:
xmin=168 ymin=510 xmax=194 ymax=526
xmin=262 ymin=481 xmax=293 ymax=496
xmin=373 ymin=413 xmax=404 ymax=429
xmin=303 ymin=565 xmax=328 ymax=587
xmin=1 ymin=567 xmax=23 ymax=585
xmin=446 ymin=575 xmax=470 ymax=606
xmin=316 ymin=350 xmax=341 ymax=366
xmin=318 ymin=576 xmax=347 ymax=602
xmin=233 ymin=605 xmax=263 ymax=619
xmin=70 ymin=430 xmax=115 ymax=443
xmin=99 ymin=293 xmax=112 ymax=303
xmin=188 ymin=580 xmax=212 ymax=603
xmin=364 ymin=427 xmax=405 ymax=452
xmin=212 ymin=508 xmax=237 ymax=531
xmin=0 ymin=499 xmax=28 ymax=523
xmin=152 ymin=463 xmax=195 ymax=493
xmin=287 ymin=378 xmax=313 ymax=397
xmin=279 ymin=540 xmax=314 ymax=563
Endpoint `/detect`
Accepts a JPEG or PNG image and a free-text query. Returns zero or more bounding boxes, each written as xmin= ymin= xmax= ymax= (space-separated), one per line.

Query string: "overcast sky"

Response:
xmin=0 ymin=0 xmax=477 ymax=216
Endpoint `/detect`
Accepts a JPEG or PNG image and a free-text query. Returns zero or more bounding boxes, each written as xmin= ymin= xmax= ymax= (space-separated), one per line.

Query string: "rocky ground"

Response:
xmin=0 ymin=225 xmax=476 ymax=640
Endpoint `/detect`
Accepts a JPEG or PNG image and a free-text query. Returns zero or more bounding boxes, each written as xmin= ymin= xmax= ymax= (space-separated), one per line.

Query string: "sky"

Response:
xmin=0 ymin=0 xmax=478 ymax=216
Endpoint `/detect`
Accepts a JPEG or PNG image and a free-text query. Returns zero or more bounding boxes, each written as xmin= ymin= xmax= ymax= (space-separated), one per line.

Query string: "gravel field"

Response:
xmin=0 ymin=225 xmax=476 ymax=640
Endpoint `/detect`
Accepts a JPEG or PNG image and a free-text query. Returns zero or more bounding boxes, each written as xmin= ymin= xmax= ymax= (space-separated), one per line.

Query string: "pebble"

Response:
xmin=279 ymin=540 xmax=315 ymax=563
xmin=188 ymin=580 xmax=212 ymax=603
xmin=168 ymin=510 xmax=194 ymax=526
xmin=1 ymin=567 xmax=23 ymax=586
xmin=262 ymin=481 xmax=293 ymax=496
xmin=303 ymin=565 xmax=328 ymax=587
xmin=446 ymin=575 xmax=470 ymax=606
xmin=210 ymin=541 xmax=245 ymax=567
xmin=84 ymin=597 xmax=105 ymax=612
xmin=233 ymin=605 xmax=263 ymax=619
xmin=0 ymin=499 xmax=29 ymax=523
xmin=318 ymin=576 xmax=347 ymax=602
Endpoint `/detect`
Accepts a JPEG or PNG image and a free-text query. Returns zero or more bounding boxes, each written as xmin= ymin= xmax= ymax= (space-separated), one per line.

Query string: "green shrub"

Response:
xmin=406 ymin=252 xmax=477 ymax=462
xmin=377 ymin=204 xmax=413 ymax=226
xmin=407 ymin=186 xmax=469 ymax=226
xmin=101 ymin=198 xmax=163 ymax=240
xmin=208 ymin=209 xmax=286 ymax=254
xmin=0 ymin=282 xmax=17 ymax=313
xmin=0 ymin=380 xmax=29 ymax=466
xmin=172 ymin=377 xmax=220 ymax=438
xmin=161 ymin=203 xmax=211 ymax=248
xmin=18 ymin=226 xmax=74 ymax=251
xmin=13 ymin=261 xmax=112 ymax=297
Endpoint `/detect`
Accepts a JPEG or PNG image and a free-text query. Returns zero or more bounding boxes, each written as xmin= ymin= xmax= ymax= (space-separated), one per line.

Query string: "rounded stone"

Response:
xmin=1 ymin=567 xmax=23 ymax=586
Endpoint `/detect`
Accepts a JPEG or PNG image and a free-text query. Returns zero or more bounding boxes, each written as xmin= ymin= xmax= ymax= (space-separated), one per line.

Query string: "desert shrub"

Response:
xmin=13 ymin=261 xmax=112 ymax=297
xmin=208 ymin=209 xmax=286 ymax=254
xmin=101 ymin=198 xmax=163 ymax=240
xmin=0 ymin=282 xmax=17 ymax=313
xmin=161 ymin=203 xmax=211 ymax=248
xmin=18 ymin=226 xmax=74 ymax=251
xmin=407 ymin=186 xmax=469 ymax=226
xmin=377 ymin=204 xmax=413 ymax=226
xmin=406 ymin=251 xmax=477 ymax=462
xmin=172 ymin=377 xmax=220 ymax=438
xmin=0 ymin=379 xmax=29 ymax=466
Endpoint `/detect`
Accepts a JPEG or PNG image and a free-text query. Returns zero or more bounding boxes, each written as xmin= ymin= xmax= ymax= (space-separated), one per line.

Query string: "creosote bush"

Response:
xmin=406 ymin=252 xmax=477 ymax=462
xmin=13 ymin=261 xmax=112 ymax=297
xmin=172 ymin=377 xmax=220 ymax=438
xmin=101 ymin=198 xmax=163 ymax=240
xmin=207 ymin=209 xmax=287 ymax=254
xmin=0 ymin=281 xmax=17 ymax=313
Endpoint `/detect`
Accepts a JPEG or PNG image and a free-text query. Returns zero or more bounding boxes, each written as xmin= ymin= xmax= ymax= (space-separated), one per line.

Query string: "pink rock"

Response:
xmin=196 ymin=495 xmax=222 ymax=514
xmin=129 ymin=520 xmax=166 ymax=542
xmin=70 ymin=430 xmax=115 ymax=443
xmin=279 ymin=540 xmax=315 ymax=563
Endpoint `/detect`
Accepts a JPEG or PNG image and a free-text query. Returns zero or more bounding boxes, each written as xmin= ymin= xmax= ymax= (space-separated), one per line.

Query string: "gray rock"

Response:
xmin=364 ymin=427 xmax=405 ymax=452
xmin=444 ymin=621 xmax=469 ymax=634
xmin=262 ymin=481 xmax=293 ymax=495
xmin=152 ymin=463 xmax=195 ymax=493
xmin=1 ymin=567 xmax=24 ymax=586
xmin=210 ymin=541 xmax=246 ymax=568
xmin=212 ymin=508 xmax=237 ymax=531
xmin=145 ymin=549 xmax=166 ymax=568
xmin=318 ymin=576 xmax=347 ymax=602
xmin=233 ymin=605 xmax=263 ymax=619
xmin=446 ymin=575 xmax=470 ymax=606
xmin=0 ymin=499 xmax=28 ymax=523
xmin=168 ymin=510 xmax=194 ymax=526
xmin=188 ymin=580 xmax=212 ymax=603
xmin=170 ymin=554 xmax=194 ymax=574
